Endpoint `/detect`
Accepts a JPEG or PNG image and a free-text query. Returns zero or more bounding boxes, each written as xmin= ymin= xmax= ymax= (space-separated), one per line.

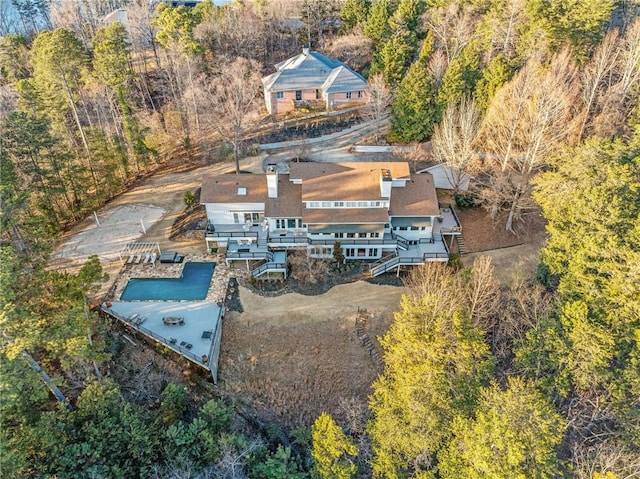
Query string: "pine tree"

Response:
xmin=368 ymin=295 xmax=494 ymax=478
xmin=363 ymin=0 xmax=392 ymax=45
xmin=438 ymin=377 xmax=566 ymax=479
xmin=340 ymin=0 xmax=371 ymax=32
xmin=311 ymin=412 xmax=358 ymax=479
xmin=390 ymin=60 xmax=440 ymax=142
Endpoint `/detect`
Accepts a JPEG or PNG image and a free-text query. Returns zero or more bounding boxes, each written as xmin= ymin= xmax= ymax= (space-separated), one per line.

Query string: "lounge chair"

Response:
xmin=126 ymin=255 xmax=135 ymax=264
xmin=149 ymin=253 xmax=156 ymax=264
xmin=143 ymin=254 xmax=150 ymax=264
xmin=134 ymin=255 xmax=142 ymax=264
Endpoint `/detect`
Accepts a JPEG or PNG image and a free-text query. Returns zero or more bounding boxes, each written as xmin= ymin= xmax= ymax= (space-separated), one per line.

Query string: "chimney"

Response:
xmin=302 ymin=44 xmax=310 ymax=56
xmin=380 ymin=169 xmax=392 ymax=198
xmin=266 ymin=163 xmax=278 ymax=198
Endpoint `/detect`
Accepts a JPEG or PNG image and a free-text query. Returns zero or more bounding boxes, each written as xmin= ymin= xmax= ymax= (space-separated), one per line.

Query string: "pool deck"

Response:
xmin=104 ymin=252 xmax=234 ymax=382
xmin=104 ymin=301 xmax=224 ymax=379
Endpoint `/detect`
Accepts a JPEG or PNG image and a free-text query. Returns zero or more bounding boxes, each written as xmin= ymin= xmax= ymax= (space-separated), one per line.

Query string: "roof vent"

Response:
xmin=237 ymin=187 xmax=247 ymax=196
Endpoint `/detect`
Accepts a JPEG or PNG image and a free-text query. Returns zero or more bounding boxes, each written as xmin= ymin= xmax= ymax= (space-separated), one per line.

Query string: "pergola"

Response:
xmin=118 ymin=242 xmax=161 ymax=263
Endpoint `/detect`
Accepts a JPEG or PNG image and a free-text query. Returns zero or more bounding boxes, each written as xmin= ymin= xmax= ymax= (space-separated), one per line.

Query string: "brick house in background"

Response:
xmin=262 ymin=46 xmax=370 ymax=115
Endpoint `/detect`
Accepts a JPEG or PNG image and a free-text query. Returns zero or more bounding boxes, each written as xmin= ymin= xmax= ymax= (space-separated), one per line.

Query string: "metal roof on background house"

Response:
xmin=322 ymin=65 xmax=367 ymax=93
xmin=262 ymin=50 xmax=367 ymax=93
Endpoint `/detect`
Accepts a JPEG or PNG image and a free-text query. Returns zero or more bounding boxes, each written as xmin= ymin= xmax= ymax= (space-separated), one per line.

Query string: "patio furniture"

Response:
xmin=128 ymin=313 xmax=139 ymax=322
xmin=169 ymin=338 xmax=177 ymax=344
xmin=163 ymin=316 xmax=184 ymax=325
xmin=180 ymin=341 xmax=187 ymax=347
xmin=134 ymin=316 xmax=146 ymax=326
xmin=185 ymin=343 xmax=193 ymax=350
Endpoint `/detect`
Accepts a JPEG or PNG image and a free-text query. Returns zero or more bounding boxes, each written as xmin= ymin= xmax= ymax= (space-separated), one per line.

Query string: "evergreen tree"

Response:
xmin=93 ymin=23 xmax=153 ymax=172
xmin=311 ymin=412 xmax=358 ymax=479
xmin=438 ymin=377 xmax=566 ymax=479
xmin=390 ymin=60 xmax=440 ymax=142
xmin=340 ymin=0 xmax=371 ymax=32
xmin=363 ymin=0 xmax=392 ymax=45
xmin=388 ymin=0 xmax=425 ymax=34
xmin=438 ymin=44 xmax=481 ymax=107
xmin=474 ymin=54 xmax=515 ymax=112
xmin=531 ymin=137 xmax=640 ymax=404
xmin=378 ymin=32 xmax=414 ymax=87
xmin=368 ymin=295 xmax=494 ymax=478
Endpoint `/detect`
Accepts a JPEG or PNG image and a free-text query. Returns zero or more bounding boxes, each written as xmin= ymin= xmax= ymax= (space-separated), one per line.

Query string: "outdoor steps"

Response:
xmin=456 ymin=235 xmax=467 ymax=255
xmin=355 ymin=308 xmax=383 ymax=370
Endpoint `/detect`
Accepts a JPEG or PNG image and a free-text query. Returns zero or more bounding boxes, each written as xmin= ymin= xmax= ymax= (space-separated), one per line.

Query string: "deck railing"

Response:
xmin=252 ymin=261 xmax=288 ymax=277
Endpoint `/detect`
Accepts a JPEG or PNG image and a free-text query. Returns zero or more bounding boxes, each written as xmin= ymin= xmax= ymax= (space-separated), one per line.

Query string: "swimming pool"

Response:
xmin=120 ymin=262 xmax=215 ymax=301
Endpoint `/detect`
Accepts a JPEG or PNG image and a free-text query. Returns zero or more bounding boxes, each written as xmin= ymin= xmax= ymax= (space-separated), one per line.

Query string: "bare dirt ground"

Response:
xmin=219 ymin=282 xmax=404 ymax=429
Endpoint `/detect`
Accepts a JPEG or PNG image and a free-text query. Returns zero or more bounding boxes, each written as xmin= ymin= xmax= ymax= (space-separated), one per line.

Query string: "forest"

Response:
xmin=0 ymin=0 xmax=639 ymax=477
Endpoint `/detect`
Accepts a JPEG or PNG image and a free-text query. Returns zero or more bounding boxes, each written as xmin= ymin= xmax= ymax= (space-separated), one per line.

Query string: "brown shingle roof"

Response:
xmin=201 ymin=174 xmax=267 ymax=204
xmin=265 ymin=175 xmax=302 ymax=217
xmin=288 ymin=162 xmax=411 ymax=201
xmin=389 ymin=173 xmax=439 ymax=217
xmin=302 ymin=206 xmax=389 ymax=224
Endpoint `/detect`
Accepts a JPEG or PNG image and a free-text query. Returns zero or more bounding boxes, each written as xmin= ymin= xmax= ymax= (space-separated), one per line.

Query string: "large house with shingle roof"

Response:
xmin=201 ymin=162 xmax=462 ymax=278
xmin=262 ymin=46 xmax=369 ymax=115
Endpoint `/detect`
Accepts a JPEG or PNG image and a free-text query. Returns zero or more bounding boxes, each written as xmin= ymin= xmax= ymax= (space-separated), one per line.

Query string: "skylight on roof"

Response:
xmin=237 ymin=187 xmax=247 ymax=196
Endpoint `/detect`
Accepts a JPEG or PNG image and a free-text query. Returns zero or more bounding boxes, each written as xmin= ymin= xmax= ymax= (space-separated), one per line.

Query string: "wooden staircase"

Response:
xmin=456 ymin=235 xmax=467 ymax=255
xmin=355 ymin=308 xmax=383 ymax=370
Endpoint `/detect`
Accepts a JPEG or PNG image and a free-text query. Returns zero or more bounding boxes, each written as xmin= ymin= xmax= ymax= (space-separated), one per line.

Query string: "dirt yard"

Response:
xmin=219 ymin=282 xmax=404 ymax=429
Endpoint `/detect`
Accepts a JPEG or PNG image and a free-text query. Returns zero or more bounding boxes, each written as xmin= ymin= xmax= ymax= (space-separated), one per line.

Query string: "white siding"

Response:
xmin=205 ymin=202 xmax=265 ymax=224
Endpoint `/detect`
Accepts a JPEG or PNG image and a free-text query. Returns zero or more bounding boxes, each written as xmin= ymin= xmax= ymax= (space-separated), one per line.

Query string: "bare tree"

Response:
xmin=577 ymin=28 xmax=619 ymax=142
xmin=362 ymin=73 xmax=391 ymax=143
xmin=478 ymin=51 xmax=580 ymax=232
xmin=325 ymin=32 xmax=374 ymax=72
xmin=424 ymin=3 xmax=480 ymax=63
xmin=592 ymin=17 xmax=640 ymax=138
xmin=427 ymin=49 xmax=448 ymax=86
xmin=205 ymin=57 xmax=263 ymax=174
xmin=431 ymin=95 xmax=481 ymax=193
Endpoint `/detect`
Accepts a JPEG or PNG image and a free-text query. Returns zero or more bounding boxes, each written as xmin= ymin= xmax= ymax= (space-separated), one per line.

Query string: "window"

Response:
xmin=321 ymin=201 xmax=332 ymax=207
xmin=244 ymin=213 xmax=260 ymax=225
xmin=347 ymin=233 xmax=355 ymax=238
xmin=315 ymin=89 xmax=321 ymax=99
xmin=358 ymin=248 xmax=366 ymax=257
xmin=411 ymin=226 xmax=419 ymax=231
xmin=334 ymin=201 xmax=344 ymax=207
xmin=372 ymin=201 xmax=381 ymax=207
xmin=345 ymin=248 xmax=355 ymax=257
xmin=309 ymin=201 xmax=320 ymax=208
xmin=357 ymin=201 xmax=368 ymax=207
xmin=358 ymin=91 xmax=363 ymax=98
xmin=369 ymin=248 xmax=378 ymax=256
xmin=233 ymin=213 xmax=240 ymax=224
xmin=346 ymin=201 xmax=357 ymax=207
xmin=287 ymin=219 xmax=297 ymax=228
xmin=346 ymin=92 xmax=352 ymax=99
xmin=295 ymin=90 xmax=302 ymax=101
xmin=276 ymin=91 xmax=284 ymax=99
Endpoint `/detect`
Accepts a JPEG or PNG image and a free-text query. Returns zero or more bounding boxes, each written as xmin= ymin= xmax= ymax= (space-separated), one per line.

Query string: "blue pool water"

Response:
xmin=120 ymin=262 xmax=215 ymax=301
